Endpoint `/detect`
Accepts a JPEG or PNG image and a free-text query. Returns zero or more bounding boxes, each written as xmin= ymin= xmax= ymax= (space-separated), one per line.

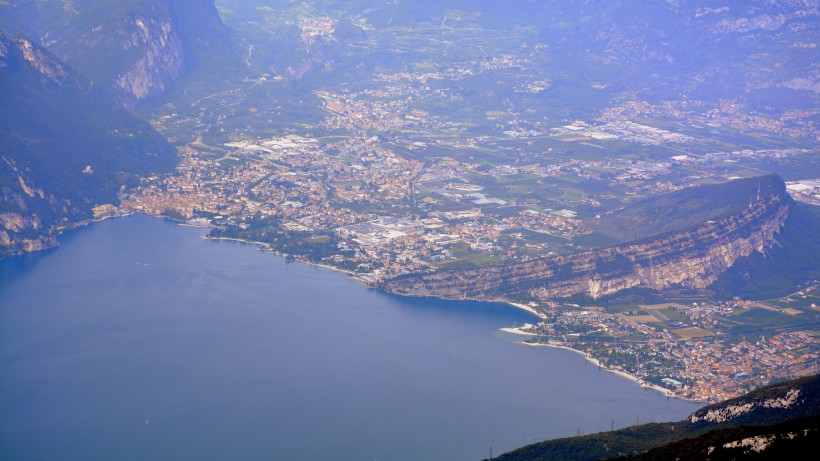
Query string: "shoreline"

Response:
xmin=199 ymin=224 xmax=687 ymax=404
xmin=21 ymin=212 xmax=704 ymax=405
xmin=190 ymin=225 xmax=699 ymax=405
xmin=3 ymin=212 xmax=135 ymax=259
xmin=203 ymin=235 xmax=358 ymax=277
xmin=182 ymin=220 xmax=701 ymax=404
xmin=54 ymin=211 xmax=133 ymax=233
xmin=499 ymin=323 xmax=538 ymax=336
xmin=521 ymin=341 xmax=705 ymax=403
xmin=507 ymin=302 xmax=548 ymax=319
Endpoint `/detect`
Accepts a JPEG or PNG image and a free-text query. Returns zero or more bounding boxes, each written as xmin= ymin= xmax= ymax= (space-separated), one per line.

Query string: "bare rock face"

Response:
xmin=0 ymin=1 xmax=230 ymax=104
xmin=0 ymin=212 xmax=41 ymax=233
xmin=0 ymin=211 xmax=54 ymax=255
xmin=112 ymin=17 xmax=184 ymax=101
xmin=16 ymin=36 xmax=70 ymax=82
xmin=383 ymin=177 xmax=794 ymax=301
xmin=64 ymin=8 xmax=187 ymax=104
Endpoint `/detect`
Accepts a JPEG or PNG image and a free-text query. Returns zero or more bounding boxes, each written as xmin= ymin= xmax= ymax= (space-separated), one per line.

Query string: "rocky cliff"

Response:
xmin=109 ymin=14 xmax=185 ymax=101
xmin=0 ymin=0 xmax=231 ymax=104
xmin=383 ymin=176 xmax=795 ymax=301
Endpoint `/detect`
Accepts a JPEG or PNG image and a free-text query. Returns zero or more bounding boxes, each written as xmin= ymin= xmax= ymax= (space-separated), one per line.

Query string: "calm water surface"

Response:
xmin=0 ymin=215 xmax=700 ymax=460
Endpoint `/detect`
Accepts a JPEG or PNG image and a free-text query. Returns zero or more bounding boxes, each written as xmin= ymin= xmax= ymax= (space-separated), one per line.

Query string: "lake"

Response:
xmin=0 ymin=215 xmax=700 ymax=460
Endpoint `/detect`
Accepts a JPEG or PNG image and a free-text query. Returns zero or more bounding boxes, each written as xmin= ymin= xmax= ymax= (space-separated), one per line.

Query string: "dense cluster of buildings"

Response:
xmin=522 ymin=297 xmax=819 ymax=402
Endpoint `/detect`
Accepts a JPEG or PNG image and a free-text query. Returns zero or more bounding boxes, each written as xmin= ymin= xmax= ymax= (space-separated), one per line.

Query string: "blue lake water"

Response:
xmin=0 ymin=215 xmax=700 ymax=460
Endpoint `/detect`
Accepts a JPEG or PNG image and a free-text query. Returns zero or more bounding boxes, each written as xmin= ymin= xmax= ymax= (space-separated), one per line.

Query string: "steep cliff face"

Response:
xmin=383 ymin=176 xmax=796 ymax=301
xmin=0 ymin=0 xmax=231 ymax=104
xmin=0 ymin=33 xmax=176 ymax=258
xmin=109 ymin=15 xmax=185 ymax=101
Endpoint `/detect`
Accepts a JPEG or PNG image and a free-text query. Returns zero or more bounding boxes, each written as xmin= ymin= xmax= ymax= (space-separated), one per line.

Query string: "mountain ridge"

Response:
xmin=383 ymin=175 xmax=815 ymax=301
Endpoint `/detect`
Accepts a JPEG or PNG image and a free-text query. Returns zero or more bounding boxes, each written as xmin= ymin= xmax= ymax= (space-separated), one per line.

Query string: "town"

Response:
xmin=508 ymin=290 xmax=819 ymax=402
xmin=117 ymin=24 xmax=818 ymax=402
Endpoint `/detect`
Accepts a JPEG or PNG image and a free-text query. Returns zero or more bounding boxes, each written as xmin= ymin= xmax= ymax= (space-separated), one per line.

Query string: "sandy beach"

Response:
xmin=499 ymin=323 xmax=538 ymax=336
xmin=508 ymin=302 xmax=548 ymax=319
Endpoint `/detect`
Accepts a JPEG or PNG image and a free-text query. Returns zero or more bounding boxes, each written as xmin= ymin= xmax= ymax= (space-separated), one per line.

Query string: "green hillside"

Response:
xmin=617 ymin=414 xmax=819 ymax=460
xmin=489 ymin=374 xmax=820 ymax=461
xmin=589 ymin=175 xmax=787 ymax=244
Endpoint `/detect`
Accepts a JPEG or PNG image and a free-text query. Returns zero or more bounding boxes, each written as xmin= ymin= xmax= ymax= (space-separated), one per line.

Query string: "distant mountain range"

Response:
xmin=2 ymin=0 xmax=816 ymax=114
xmin=0 ymin=33 xmax=177 ymax=256
xmin=490 ymin=374 xmax=820 ymax=461
xmin=384 ymin=175 xmax=820 ymax=301
xmin=214 ymin=0 xmax=818 ymax=115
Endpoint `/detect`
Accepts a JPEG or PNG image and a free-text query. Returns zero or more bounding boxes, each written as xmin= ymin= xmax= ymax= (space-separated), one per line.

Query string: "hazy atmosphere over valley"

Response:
xmin=1 ymin=1 xmax=819 ymax=460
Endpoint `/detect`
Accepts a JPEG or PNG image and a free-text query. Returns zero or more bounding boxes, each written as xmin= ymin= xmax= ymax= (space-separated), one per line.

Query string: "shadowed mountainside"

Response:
xmin=0 ymin=33 xmax=177 ymax=257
